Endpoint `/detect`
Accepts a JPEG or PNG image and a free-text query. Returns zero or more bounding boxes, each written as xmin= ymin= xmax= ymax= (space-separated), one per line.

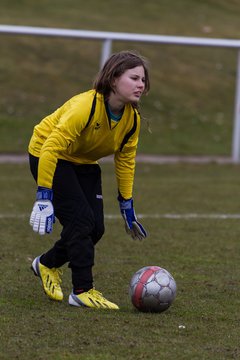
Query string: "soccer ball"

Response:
xmin=129 ymin=266 xmax=177 ymax=313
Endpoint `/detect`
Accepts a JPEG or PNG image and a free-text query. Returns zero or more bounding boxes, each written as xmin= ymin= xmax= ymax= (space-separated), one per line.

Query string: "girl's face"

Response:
xmin=112 ymin=66 xmax=145 ymax=104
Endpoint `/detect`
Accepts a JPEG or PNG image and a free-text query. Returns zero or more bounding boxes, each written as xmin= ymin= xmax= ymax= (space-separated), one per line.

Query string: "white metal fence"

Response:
xmin=1 ymin=24 xmax=240 ymax=162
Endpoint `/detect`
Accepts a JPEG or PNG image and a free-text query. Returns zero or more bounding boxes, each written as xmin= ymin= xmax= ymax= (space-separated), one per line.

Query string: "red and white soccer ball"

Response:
xmin=129 ymin=266 xmax=177 ymax=313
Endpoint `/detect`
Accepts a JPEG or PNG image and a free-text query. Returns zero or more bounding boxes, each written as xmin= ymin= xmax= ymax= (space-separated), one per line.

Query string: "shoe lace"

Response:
xmin=86 ymin=288 xmax=118 ymax=309
xmin=89 ymin=288 xmax=104 ymax=300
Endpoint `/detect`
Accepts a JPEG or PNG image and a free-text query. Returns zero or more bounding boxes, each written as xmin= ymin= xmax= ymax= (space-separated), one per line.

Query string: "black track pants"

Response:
xmin=29 ymin=154 xmax=105 ymax=290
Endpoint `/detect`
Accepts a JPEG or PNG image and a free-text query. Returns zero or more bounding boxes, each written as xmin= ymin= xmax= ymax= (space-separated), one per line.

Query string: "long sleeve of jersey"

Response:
xmin=114 ymin=128 xmax=139 ymax=200
xmin=36 ymin=95 xmax=94 ymax=189
xmin=38 ymin=128 xmax=77 ymax=189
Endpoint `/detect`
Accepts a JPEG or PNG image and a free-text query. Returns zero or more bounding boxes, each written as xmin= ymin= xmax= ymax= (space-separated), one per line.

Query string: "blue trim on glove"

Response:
xmin=36 ymin=186 xmax=53 ymax=201
xmin=119 ymin=198 xmax=134 ymax=228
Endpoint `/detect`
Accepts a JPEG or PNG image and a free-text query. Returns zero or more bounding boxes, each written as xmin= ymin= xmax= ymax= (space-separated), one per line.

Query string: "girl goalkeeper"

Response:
xmin=28 ymin=50 xmax=150 ymax=309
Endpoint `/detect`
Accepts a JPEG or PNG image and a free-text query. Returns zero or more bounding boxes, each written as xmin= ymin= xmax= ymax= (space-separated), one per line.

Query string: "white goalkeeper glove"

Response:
xmin=30 ymin=187 xmax=55 ymax=235
xmin=118 ymin=196 xmax=147 ymax=240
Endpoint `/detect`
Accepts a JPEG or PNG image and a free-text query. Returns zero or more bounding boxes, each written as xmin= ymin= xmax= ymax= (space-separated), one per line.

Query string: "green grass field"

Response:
xmin=1 ymin=0 xmax=240 ymax=155
xmin=1 ymin=162 xmax=240 ymax=359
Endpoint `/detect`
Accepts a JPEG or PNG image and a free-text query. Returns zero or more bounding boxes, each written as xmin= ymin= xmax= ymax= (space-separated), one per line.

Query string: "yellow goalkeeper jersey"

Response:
xmin=28 ymin=89 xmax=141 ymax=199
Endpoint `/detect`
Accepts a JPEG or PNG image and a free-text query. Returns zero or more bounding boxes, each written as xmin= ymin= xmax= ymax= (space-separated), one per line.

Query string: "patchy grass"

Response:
xmin=0 ymin=162 xmax=240 ymax=359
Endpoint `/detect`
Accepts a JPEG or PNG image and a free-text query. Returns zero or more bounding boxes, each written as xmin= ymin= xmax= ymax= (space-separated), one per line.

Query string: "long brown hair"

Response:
xmin=93 ymin=50 xmax=150 ymax=101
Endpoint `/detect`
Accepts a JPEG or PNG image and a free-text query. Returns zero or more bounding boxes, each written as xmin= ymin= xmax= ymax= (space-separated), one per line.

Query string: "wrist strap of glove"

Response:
xmin=36 ymin=186 xmax=53 ymax=201
xmin=118 ymin=194 xmax=132 ymax=209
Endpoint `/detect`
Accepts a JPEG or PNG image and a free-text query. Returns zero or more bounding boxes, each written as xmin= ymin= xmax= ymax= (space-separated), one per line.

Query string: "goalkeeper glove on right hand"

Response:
xmin=29 ymin=187 xmax=55 ymax=235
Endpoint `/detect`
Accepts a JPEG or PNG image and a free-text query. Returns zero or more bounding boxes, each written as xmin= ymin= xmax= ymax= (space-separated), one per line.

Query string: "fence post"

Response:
xmin=232 ymin=49 xmax=240 ymax=162
xmin=100 ymin=39 xmax=112 ymax=68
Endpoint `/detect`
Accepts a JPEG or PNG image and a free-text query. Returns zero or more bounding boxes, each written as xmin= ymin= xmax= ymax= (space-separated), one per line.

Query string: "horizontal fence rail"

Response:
xmin=1 ymin=24 xmax=240 ymax=162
